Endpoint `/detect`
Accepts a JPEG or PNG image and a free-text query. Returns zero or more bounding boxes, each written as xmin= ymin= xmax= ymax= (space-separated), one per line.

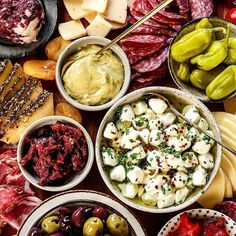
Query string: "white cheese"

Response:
xmin=127 ymin=145 xmax=146 ymax=160
xmin=204 ymin=130 xmax=215 ymax=146
xmin=148 ymin=119 xmax=163 ymax=130
xmin=165 ymin=124 xmax=178 ymax=136
xmin=149 ymin=129 xmax=164 ymax=146
xmin=132 ymin=115 xmax=150 ymax=130
xmin=85 ymin=12 xmax=97 ymax=23
xmin=63 ymin=0 xmax=94 ymax=20
xmin=127 ymin=166 xmax=144 ymax=184
xmin=143 ymin=166 xmax=158 ymax=184
xmin=149 ymin=98 xmax=168 ymax=114
xmin=157 ymin=112 xmax=176 ymax=127
xmin=183 ymin=105 xmax=201 ymax=124
xmin=120 ymin=127 xmax=140 ymax=149
xmin=157 ymin=192 xmax=175 ymax=209
xmin=104 ymin=0 xmax=127 ymax=24
xmin=144 ymin=175 xmax=169 ymax=195
xmin=182 ymin=152 xmax=198 ymax=168
xmin=118 ymin=182 xmax=138 ymax=199
xmin=167 ymin=154 xmax=184 ymax=169
xmin=58 ymin=20 xmax=86 ymax=40
xmin=138 ymin=186 xmax=145 ymax=198
xmin=141 ymin=193 xmax=157 ymax=206
xmin=116 ymin=120 xmax=131 ymax=132
xmin=101 ymin=147 xmax=118 ymax=166
xmin=187 ymin=127 xmax=199 ymax=140
xmin=198 ymin=153 xmax=214 ymax=169
xmin=192 ymin=166 xmax=207 ymax=186
xmin=82 ymin=0 xmax=108 ymax=13
xmin=175 ymin=187 xmax=189 ymax=204
xmin=120 ymin=104 xmax=135 ymax=122
xmin=103 ymin=122 xmax=118 ymax=139
xmin=139 ymin=128 xmax=150 ymax=144
xmin=192 ymin=140 xmax=211 ymax=155
xmin=108 ymin=20 xmax=128 ymax=30
xmin=167 ymin=136 xmax=191 ymax=152
xmin=145 ymin=108 xmax=156 ymax=119
xmin=131 ymin=101 xmax=148 ymax=116
xmin=86 ymin=14 xmax=112 ymax=37
xmin=110 ymin=165 xmax=126 ymax=182
xmin=198 ymin=118 xmax=209 ymax=131
xmin=172 ymin=171 xmax=188 ymax=189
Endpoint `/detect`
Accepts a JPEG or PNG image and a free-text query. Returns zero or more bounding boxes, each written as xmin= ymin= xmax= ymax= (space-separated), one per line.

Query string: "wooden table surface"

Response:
xmin=2 ymin=0 xmax=235 ymax=235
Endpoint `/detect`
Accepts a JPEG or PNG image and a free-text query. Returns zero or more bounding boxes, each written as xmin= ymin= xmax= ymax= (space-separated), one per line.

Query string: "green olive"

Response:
xmin=41 ymin=216 xmax=61 ymax=234
xmin=83 ymin=217 xmax=104 ymax=236
xmin=106 ymin=214 xmax=129 ymax=236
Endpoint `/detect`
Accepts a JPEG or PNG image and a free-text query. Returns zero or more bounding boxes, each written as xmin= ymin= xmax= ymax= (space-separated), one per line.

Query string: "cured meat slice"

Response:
xmin=132 ymin=46 xmax=169 ymax=73
xmin=120 ymin=35 xmax=166 ymax=57
xmin=214 ymin=201 xmax=236 ymax=222
xmin=189 ymin=0 xmax=214 ymax=20
xmin=175 ymin=0 xmax=190 ymax=15
xmin=0 ymin=185 xmax=41 ymax=230
xmin=131 ymin=25 xmax=176 ymax=37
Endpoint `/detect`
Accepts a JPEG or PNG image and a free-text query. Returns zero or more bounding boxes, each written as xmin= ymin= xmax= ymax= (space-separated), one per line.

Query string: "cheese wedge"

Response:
xmin=104 ymin=0 xmax=127 ymax=24
xmin=82 ymin=0 xmax=108 ymax=14
xmin=220 ymin=154 xmax=236 ymax=191
xmin=63 ymin=0 xmax=94 ymax=20
xmin=58 ymin=20 xmax=86 ymax=40
xmin=224 ymin=96 xmax=236 ymax=114
xmin=198 ymin=168 xmax=225 ymax=209
xmin=86 ymin=14 xmax=112 ymax=37
xmin=223 ymin=170 xmax=233 ymax=198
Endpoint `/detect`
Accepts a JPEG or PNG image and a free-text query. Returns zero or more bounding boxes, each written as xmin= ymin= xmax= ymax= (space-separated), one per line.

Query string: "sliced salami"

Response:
xmin=175 ymin=0 xmax=190 ymax=15
xmin=132 ymin=46 xmax=169 ymax=73
xmin=189 ymin=0 xmax=214 ymax=20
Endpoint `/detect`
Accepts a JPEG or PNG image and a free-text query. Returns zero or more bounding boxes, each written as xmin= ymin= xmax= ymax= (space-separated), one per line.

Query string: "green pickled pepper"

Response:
xmin=190 ymin=66 xmax=225 ymax=90
xmin=224 ymin=38 xmax=236 ymax=65
xmin=177 ymin=62 xmax=190 ymax=82
xmin=171 ymin=27 xmax=226 ymax=63
xmin=206 ymin=65 xmax=236 ymax=100
xmin=195 ymin=18 xmax=213 ymax=29
xmin=191 ymin=25 xmax=231 ymax=71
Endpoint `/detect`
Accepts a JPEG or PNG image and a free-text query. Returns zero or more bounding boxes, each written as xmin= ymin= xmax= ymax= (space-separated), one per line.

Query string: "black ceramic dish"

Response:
xmin=0 ymin=0 xmax=58 ymax=58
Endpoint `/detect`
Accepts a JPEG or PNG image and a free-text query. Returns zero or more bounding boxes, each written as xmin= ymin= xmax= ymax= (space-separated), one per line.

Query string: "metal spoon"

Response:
xmin=144 ymin=92 xmax=236 ymax=155
xmin=96 ymin=0 xmax=174 ymax=55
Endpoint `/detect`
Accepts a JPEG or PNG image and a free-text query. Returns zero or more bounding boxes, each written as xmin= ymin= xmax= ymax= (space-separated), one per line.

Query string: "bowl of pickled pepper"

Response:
xmin=168 ymin=17 xmax=236 ymax=102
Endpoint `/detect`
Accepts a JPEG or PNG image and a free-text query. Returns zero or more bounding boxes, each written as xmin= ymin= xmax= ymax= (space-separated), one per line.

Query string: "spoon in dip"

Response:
xmin=96 ymin=0 xmax=174 ymax=55
xmin=144 ymin=92 xmax=236 ymax=155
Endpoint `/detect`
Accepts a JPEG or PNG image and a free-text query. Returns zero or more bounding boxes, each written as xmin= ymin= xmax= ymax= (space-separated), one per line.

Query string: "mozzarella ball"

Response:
xmin=167 ymin=154 xmax=184 ymax=169
xmin=192 ymin=167 xmax=207 ymax=186
xmin=144 ymin=175 xmax=169 ymax=195
xmin=157 ymin=112 xmax=176 ymax=127
xmin=101 ymin=147 xmax=118 ymax=167
xmin=192 ymin=141 xmax=211 ymax=155
xmin=157 ymin=193 xmax=175 ymax=209
xmin=145 ymin=108 xmax=156 ymax=119
xmin=132 ymin=101 xmax=148 ymax=115
xmin=143 ymin=166 xmax=158 ymax=184
xmin=175 ymin=187 xmax=189 ymax=204
xmin=141 ymin=193 xmax=158 ymax=206
xmin=118 ymin=183 xmax=138 ymax=199
xmin=120 ymin=104 xmax=135 ymax=122
xmin=198 ymin=153 xmax=214 ymax=169
xmin=127 ymin=166 xmax=144 ymax=184
xmin=167 ymin=136 xmax=191 ymax=152
xmin=110 ymin=165 xmax=126 ymax=182
xmin=165 ymin=124 xmax=178 ymax=136
xmin=148 ymin=119 xmax=163 ymax=130
xmin=139 ymin=128 xmax=150 ymax=144
xmin=149 ymin=129 xmax=164 ymax=146
xmin=183 ymin=105 xmax=200 ymax=124
xmin=120 ymin=127 xmax=140 ymax=149
xmin=132 ymin=115 xmax=150 ymax=130
xmin=198 ymin=118 xmax=209 ymax=131
xmin=149 ymin=98 xmax=168 ymax=114
xmin=103 ymin=122 xmax=118 ymax=139
xmin=172 ymin=172 xmax=189 ymax=189
xmin=127 ymin=145 xmax=146 ymax=160
xmin=182 ymin=152 xmax=198 ymax=168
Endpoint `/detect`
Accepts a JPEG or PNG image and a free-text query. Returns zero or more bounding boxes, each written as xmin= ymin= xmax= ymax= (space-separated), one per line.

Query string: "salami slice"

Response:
xmin=214 ymin=201 xmax=236 ymax=222
xmin=189 ymin=0 xmax=214 ymax=20
xmin=132 ymin=46 xmax=169 ymax=73
xmin=175 ymin=0 xmax=190 ymax=15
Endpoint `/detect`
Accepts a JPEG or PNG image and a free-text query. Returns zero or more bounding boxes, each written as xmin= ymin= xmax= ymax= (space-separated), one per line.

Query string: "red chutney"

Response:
xmin=20 ymin=122 xmax=88 ymax=186
xmin=168 ymin=213 xmax=228 ymax=236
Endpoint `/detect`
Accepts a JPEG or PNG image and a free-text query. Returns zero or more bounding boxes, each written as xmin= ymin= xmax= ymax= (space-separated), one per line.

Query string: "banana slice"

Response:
xmin=198 ymin=168 xmax=225 ymax=209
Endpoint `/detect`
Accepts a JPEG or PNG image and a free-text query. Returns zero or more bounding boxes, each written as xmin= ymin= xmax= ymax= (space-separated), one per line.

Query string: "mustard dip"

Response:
xmin=62 ymin=45 xmax=124 ymax=106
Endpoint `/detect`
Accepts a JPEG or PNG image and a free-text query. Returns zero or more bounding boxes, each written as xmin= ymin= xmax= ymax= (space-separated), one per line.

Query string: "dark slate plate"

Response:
xmin=0 ymin=0 xmax=58 ymax=59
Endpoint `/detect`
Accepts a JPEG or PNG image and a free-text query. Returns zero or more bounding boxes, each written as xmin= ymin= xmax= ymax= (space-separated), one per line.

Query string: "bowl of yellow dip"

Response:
xmin=56 ymin=36 xmax=131 ymax=111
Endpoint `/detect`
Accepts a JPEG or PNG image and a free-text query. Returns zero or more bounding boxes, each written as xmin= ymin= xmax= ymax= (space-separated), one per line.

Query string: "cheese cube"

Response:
xmin=63 ymin=0 xmax=94 ymax=20
xmin=104 ymin=0 xmax=127 ymax=24
xmin=82 ymin=0 xmax=108 ymax=13
xmin=58 ymin=20 xmax=86 ymax=40
xmin=86 ymin=14 xmax=112 ymax=37
xmin=85 ymin=12 xmax=97 ymax=23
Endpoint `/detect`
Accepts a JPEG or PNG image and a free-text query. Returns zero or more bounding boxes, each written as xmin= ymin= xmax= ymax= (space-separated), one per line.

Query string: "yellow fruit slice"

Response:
xmin=198 ymin=168 xmax=225 ymax=209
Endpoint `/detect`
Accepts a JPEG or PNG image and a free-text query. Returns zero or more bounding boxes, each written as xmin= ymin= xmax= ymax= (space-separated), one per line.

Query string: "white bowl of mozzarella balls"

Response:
xmin=95 ymin=87 xmax=222 ymax=213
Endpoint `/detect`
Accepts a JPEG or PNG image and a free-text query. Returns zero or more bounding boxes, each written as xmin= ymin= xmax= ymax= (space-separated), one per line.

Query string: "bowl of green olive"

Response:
xmin=168 ymin=17 xmax=236 ymax=103
xmin=18 ymin=190 xmax=146 ymax=236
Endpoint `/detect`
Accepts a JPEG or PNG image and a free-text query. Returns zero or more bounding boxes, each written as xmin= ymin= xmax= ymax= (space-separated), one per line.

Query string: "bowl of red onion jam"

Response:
xmin=17 ymin=116 xmax=94 ymax=192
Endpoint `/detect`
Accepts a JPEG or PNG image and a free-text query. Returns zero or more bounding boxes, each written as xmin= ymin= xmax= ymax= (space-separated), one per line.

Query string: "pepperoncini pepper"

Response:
xmin=206 ymin=65 xmax=236 ymax=100
xmin=190 ymin=66 xmax=225 ymax=90
xmin=190 ymin=25 xmax=231 ymax=71
xmin=224 ymin=38 xmax=236 ymax=65
xmin=195 ymin=18 xmax=213 ymax=29
xmin=171 ymin=27 xmax=226 ymax=63
xmin=177 ymin=62 xmax=190 ymax=82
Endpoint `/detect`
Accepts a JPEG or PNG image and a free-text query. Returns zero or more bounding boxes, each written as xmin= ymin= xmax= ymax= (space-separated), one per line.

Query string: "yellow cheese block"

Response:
xmin=220 ymin=154 xmax=236 ymax=191
xmin=223 ymin=170 xmax=233 ymax=198
xmin=224 ymin=96 xmax=236 ymax=114
xmin=198 ymin=168 xmax=225 ymax=209
xmin=82 ymin=0 xmax=108 ymax=14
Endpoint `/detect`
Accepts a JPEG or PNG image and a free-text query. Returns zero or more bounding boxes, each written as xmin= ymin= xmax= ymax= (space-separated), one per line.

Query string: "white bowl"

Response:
xmin=158 ymin=209 xmax=236 ymax=236
xmin=18 ymin=190 xmax=147 ymax=236
xmin=56 ymin=36 xmax=131 ymax=111
xmin=17 ymin=116 xmax=94 ymax=192
xmin=95 ymin=86 xmax=222 ymax=213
